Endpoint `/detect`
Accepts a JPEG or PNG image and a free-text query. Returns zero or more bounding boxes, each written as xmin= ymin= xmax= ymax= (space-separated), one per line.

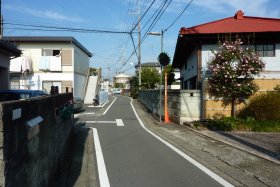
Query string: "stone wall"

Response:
xmin=138 ymin=90 xmax=201 ymax=124
xmin=0 ymin=93 xmax=73 ymax=187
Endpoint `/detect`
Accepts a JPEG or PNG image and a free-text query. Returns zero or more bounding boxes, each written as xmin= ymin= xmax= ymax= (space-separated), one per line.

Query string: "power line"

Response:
xmin=118 ymin=0 xmax=134 ymax=47
xmin=165 ymin=0 xmax=194 ymax=32
xmin=141 ymin=0 xmax=172 ymax=43
xmin=118 ymin=0 xmax=171 ymax=72
xmin=4 ymin=22 xmax=131 ymax=34
xmin=130 ymin=0 xmax=156 ymax=33
xmin=141 ymin=0 xmax=166 ymax=31
xmin=118 ymin=0 xmax=155 ymax=73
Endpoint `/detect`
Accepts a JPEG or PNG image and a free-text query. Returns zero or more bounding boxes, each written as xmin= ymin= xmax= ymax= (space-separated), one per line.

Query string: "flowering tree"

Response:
xmin=207 ymin=39 xmax=265 ymax=117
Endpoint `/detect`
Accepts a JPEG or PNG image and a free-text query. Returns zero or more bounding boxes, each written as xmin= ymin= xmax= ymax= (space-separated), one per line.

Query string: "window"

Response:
xmin=10 ymin=75 xmax=20 ymax=89
xmin=246 ymin=44 xmax=275 ymax=57
xmin=42 ymin=49 xmax=61 ymax=56
xmin=255 ymin=44 xmax=275 ymax=57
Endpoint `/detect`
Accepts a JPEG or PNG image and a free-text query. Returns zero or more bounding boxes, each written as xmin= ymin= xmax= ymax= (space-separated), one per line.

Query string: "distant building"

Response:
xmin=113 ymin=73 xmax=131 ymax=89
xmin=135 ymin=62 xmax=161 ymax=73
xmin=5 ymin=36 xmax=92 ymax=98
xmin=0 ymin=40 xmax=21 ymax=90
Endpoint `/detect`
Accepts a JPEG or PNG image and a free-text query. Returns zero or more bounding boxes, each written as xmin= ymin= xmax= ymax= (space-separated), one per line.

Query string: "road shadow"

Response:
xmin=51 ymin=123 xmax=98 ymax=187
xmin=216 ymin=131 xmax=280 ymax=161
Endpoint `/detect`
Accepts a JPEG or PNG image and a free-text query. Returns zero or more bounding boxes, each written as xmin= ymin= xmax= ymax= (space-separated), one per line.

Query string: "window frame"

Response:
xmin=246 ymin=44 xmax=275 ymax=57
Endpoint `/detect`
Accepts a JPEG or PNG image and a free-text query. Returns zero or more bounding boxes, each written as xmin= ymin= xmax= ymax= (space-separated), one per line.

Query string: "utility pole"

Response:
xmin=107 ymin=66 xmax=111 ymax=86
xmin=120 ymin=45 xmax=125 ymax=65
xmin=147 ymin=30 xmax=164 ymax=123
xmin=137 ymin=0 xmax=141 ymax=87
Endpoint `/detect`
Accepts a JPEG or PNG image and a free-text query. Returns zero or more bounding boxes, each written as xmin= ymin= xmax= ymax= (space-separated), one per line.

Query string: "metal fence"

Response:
xmin=98 ymin=91 xmax=108 ymax=105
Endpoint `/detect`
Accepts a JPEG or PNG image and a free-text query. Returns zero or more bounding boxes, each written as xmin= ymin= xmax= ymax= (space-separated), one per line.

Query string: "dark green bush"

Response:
xmin=238 ymin=92 xmax=280 ymax=120
xmin=203 ymin=117 xmax=280 ymax=132
xmin=204 ymin=117 xmax=237 ymax=131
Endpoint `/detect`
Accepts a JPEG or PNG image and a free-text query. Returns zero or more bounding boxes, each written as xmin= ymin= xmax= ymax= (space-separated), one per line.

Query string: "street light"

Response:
xmin=148 ymin=30 xmax=164 ymax=123
xmin=147 ymin=30 xmax=163 ymax=53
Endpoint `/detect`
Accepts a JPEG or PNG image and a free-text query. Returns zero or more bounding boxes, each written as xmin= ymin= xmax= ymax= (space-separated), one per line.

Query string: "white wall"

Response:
xmin=182 ymin=48 xmax=198 ymax=81
xmin=74 ymin=45 xmax=89 ymax=76
xmin=74 ymin=73 xmax=86 ymax=98
xmin=28 ymin=73 xmax=73 ymax=90
xmin=262 ymin=44 xmax=280 ymax=71
xmin=201 ymin=43 xmax=280 ymax=72
xmin=201 ymin=44 xmax=217 ymax=69
xmin=73 ymin=44 xmax=90 ymax=98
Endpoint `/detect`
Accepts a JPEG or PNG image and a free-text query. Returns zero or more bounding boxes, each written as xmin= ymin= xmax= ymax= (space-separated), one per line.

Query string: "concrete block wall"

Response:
xmin=138 ymin=90 xmax=161 ymax=115
xmin=179 ymin=90 xmax=201 ymax=123
xmin=138 ymin=90 xmax=201 ymax=124
xmin=0 ymin=93 xmax=73 ymax=187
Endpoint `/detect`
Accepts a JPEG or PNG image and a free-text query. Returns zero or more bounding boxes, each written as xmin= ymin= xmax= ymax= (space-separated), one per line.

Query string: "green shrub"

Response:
xmin=238 ymin=92 xmax=280 ymax=120
xmin=204 ymin=117 xmax=237 ymax=131
xmin=203 ymin=117 xmax=280 ymax=132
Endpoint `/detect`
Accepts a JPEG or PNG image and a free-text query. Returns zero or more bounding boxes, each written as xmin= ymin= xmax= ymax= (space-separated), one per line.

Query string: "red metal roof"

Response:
xmin=180 ymin=10 xmax=280 ymax=35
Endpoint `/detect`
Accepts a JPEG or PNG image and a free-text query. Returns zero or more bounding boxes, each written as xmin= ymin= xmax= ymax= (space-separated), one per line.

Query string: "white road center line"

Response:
xmin=102 ymin=97 xmax=117 ymax=115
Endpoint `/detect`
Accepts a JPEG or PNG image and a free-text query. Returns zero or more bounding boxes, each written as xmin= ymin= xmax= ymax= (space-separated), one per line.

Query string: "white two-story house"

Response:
xmin=172 ymin=10 xmax=280 ymax=117
xmin=6 ymin=36 xmax=92 ymax=98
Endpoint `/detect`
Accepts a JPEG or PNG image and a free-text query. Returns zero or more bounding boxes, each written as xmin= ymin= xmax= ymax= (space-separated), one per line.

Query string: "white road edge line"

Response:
xmin=90 ymin=127 xmax=110 ymax=187
xmin=130 ymin=99 xmax=234 ymax=187
xmin=102 ymin=97 xmax=117 ymax=115
xmin=116 ymin=119 xmax=124 ymax=126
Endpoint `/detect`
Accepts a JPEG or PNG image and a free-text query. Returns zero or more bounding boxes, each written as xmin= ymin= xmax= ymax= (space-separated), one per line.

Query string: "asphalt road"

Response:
xmin=79 ymin=96 xmax=233 ymax=187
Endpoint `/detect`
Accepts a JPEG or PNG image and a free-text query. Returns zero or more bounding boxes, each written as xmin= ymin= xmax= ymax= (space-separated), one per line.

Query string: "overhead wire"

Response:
xmin=130 ymin=0 xmax=156 ymax=33
xmin=141 ymin=0 xmax=172 ymax=43
xmin=165 ymin=0 xmax=194 ymax=32
xmin=141 ymin=0 xmax=167 ymax=31
xmin=121 ymin=0 xmax=194 ymax=74
xmin=118 ymin=0 xmax=161 ymax=72
xmin=119 ymin=0 xmax=173 ymax=72
xmin=4 ymin=22 xmax=131 ymax=34
xmin=118 ymin=0 xmax=134 ymax=46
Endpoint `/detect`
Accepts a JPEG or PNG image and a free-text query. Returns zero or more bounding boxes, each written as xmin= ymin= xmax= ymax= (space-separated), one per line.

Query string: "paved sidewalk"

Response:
xmin=191 ymin=129 xmax=280 ymax=164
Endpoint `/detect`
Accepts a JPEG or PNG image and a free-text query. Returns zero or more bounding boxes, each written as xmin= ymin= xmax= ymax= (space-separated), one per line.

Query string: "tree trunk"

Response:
xmin=231 ymin=98 xmax=236 ymax=117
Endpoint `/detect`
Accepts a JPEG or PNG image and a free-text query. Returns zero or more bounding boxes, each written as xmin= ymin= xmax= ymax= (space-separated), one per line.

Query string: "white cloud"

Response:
xmin=4 ymin=4 xmax=86 ymax=22
xmin=159 ymin=0 xmax=279 ymax=18
xmin=190 ymin=0 xmax=279 ymax=18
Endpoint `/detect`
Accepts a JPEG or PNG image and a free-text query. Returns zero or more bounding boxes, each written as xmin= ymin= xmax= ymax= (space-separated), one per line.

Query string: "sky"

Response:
xmin=3 ymin=0 xmax=280 ymax=79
